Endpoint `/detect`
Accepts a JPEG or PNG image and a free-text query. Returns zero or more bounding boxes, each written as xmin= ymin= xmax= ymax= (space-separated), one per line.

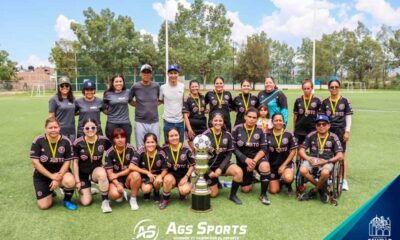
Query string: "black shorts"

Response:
xmin=106 ymin=122 xmax=132 ymax=144
xmin=204 ymin=163 xmax=232 ymax=186
xmin=116 ymin=176 xmax=128 ymax=188
xmin=33 ymin=172 xmax=53 ymax=200
xmin=238 ymin=158 xmax=268 ymax=187
xmin=79 ymin=172 xmax=93 ymax=190
xmin=294 ymin=134 xmax=306 ymax=146
xmin=270 ymin=161 xmax=294 ymax=180
xmin=331 ymin=128 xmax=347 ymax=152
xmin=140 ymin=174 xmax=161 ymax=184
xmin=173 ymin=174 xmax=192 ymax=186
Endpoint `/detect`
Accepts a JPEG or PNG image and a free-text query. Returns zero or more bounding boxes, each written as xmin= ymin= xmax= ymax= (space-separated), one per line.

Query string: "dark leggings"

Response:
xmin=105 ymin=122 xmax=132 ymax=143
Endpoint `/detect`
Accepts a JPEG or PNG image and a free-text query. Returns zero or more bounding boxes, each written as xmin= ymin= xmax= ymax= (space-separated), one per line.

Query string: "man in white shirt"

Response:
xmin=159 ymin=64 xmax=185 ymax=143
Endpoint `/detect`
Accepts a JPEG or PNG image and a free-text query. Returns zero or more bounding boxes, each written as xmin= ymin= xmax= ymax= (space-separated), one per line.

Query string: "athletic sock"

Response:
xmin=162 ymin=192 xmax=170 ymax=201
xmin=63 ymin=188 xmax=74 ymax=201
xmin=101 ymin=191 xmax=109 ymax=201
xmin=260 ymin=172 xmax=271 ymax=196
xmin=230 ymin=181 xmax=240 ymax=196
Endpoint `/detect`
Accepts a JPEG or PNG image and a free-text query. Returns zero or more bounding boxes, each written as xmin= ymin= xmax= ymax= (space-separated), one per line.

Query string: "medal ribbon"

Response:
xmin=191 ymin=94 xmax=201 ymax=112
xmin=146 ymin=150 xmax=157 ymax=172
xmin=303 ymin=94 xmax=313 ymax=114
xmin=211 ymin=128 xmax=222 ymax=152
xmin=214 ymin=90 xmax=224 ymax=107
xmin=245 ymin=125 xmax=255 ymax=144
xmin=273 ymin=128 xmax=284 ymax=151
xmin=47 ymin=135 xmax=60 ymax=158
xmin=115 ymin=146 xmax=126 ymax=169
xmin=85 ymin=136 xmax=97 ymax=162
xmin=329 ymin=96 xmax=341 ymax=115
xmin=170 ymin=143 xmax=181 ymax=167
xmin=241 ymin=93 xmax=251 ymax=111
xmin=317 ymin=133 xmax=330 ymax=153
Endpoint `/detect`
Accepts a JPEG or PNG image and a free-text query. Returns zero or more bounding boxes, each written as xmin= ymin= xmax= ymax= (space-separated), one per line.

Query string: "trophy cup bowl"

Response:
xmin=191 ymin=134 xmax=212 ymax=212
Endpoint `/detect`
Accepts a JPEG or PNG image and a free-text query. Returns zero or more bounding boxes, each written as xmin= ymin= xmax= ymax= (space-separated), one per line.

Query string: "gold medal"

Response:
xmin=170 ymin=143 xmax=181 ymax=171
xmin=319 ymin=150 xmax=324 ymax=155
xmin=277 ymin=148 xmax=281 ymax=153
xmin=329 ymin=96 xmax=341 ymax=116
xmin=85 ymin=136 xmax=97 ymax=162
xmin=305 ymin=112 xmax=309 ymax=117
xmin=115 ymin=145 xmax=126 ymax=169
xmin=191 ymin=94 xmax=202 ymax=114
xmin=273 ymin=129 xmax=284 ymax=153
xmin=245 ymin=125 xmax=255 ymax=145
xmin=317 ymin=133 xmax=329 ymax=155
xmin=241 ymin=93 xmax=251 ymax=111
xmin=215 ymin=90 xmax=224 ymax=109
xmin=212 ymin=128 xmax=222 ymax=154
xmin=146 ymin=150 xmax=157 ymax=172
xmin=303 ymin=95 xmax=313 ymax=116
xmin=46 ymin=134 xmax=60 ymax=161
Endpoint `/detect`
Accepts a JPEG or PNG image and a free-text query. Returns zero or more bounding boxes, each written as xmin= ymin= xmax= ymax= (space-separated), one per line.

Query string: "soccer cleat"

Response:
xmin=159 ymin=199 xmax=169 ymax=210
xmin=229 ymin=195 xmax=242 ymax=205
xmin=259 ymin=195 xmax=271 ymax=205
xmin=153 ymin=191 xmax=161 ymax=203
xmin=129 ymin=197 xmax=139 ymax=211
xmin=342 ymin=179 xmax=349 ymax=191
xmin=63 ymin=200 xmax=77 ymax=211
xmin=300 ymin=188 xmax=317 ymax=201
xmin=101 ymin=200 xmax=112 ymax=213
xmin=143 ymin=193 xmax=151 ymax=201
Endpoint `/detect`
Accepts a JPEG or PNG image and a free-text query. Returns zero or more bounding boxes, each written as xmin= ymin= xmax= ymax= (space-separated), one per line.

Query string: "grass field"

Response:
xmin=0 ymin=89 xmax=399 ymax=240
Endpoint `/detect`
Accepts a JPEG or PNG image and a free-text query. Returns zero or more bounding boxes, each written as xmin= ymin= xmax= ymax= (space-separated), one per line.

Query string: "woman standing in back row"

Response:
xmin=233 ymin=79 xmax=258 ymax=127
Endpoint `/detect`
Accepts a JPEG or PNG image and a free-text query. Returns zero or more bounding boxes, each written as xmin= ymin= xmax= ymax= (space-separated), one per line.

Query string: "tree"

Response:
xmin=158 ymin=0 xmax=233 ymax=87
xmin=297 ymin=38 xmax=313 ymax=77
xmin=49 ymin=39 xmax=81 ymax=80
xmin=269 ymin=40 xmax=295 ymax=84
xmin=70 ymin=7 xmax=142 ymax=82
xmin=234 ymin=32 xmax=270 ymax=88
xmin=0 ymin=50 xmax=18 ymax=80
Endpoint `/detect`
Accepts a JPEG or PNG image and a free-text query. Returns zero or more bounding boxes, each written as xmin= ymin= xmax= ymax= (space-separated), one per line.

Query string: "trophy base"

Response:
xmin=191 ymin=193 xmax=211 ymax=212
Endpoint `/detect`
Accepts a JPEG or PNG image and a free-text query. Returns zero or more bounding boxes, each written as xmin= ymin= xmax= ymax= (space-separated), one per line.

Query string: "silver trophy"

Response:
xmin=191 ymin=134 xmax=212 ymax=212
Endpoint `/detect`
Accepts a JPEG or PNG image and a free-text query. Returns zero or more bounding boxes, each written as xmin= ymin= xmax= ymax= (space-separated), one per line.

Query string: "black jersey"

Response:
xmin=233 ymin=93 xmax=258 ymax=126
xmin=30 ymin=134 xmax=74 ymax=175
xmin=293 ymin=95 xmax=321 ymax=136
xmin=202 ymin=129 xmax=234 ymax=171
xmin=302 ymin=131 xmax=343 ymax=160
xmin=232 ymin=124 xmax=268 ymax=165
xmin=205 ymin=90 xmax=233 ymax=130
xmin=73 ymin=135 xmax=111 ymax=175
xmin=162 ymin=144 xmax=195 ymax=179
xmin=131 ymin=146 xmax=167 ymax=175
xmin=266 ymin=129 xmax=297 ymax=170
xmin=104 ymin=144 xmax=137 ymax=173
xmin=182 ymin=95 xmax=207 ymax=134
xmin=319 ymin=96 xmax=353 ymax=130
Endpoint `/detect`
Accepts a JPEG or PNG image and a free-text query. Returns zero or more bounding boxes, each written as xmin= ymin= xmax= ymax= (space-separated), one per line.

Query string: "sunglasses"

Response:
xmin=329 ymin=86 xmax=340 ymax=89
xmin=142 ymin=70 xmax=152 ymax=74
xmin=316 ymin=122 xmax=328 ymax=127
xmin=84 ymin=126 xmax=97 ymax=131
xmin=60 ymin=84 xmax=70 ymax=88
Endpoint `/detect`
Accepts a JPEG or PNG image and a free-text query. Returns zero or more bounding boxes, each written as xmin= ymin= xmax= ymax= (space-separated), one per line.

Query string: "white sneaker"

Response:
xmin=130 ymin=197 xmax=139 ymax=211
xmin=101 ymin=200 xmax=112 ymax=213
xmin=115 ymin=196 xmax=123 ymax=203
xmin=342 ymin=179 xmax=349 ymax=191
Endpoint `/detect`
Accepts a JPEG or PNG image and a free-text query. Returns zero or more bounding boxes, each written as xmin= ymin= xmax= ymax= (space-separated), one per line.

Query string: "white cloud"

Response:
xmin=226 ymin=11 xmax=257 ymax=44
xmin=55 ymin=14 xmax=76 ymax=40
xmin=153 ymin=0 xmax=191 ymax=21
xmin=355 ymin=0 xmax=400 ymax=26
xmin=139 ymin=29 xmax=159 ymax=45
xmin=22 ymin=55 xmax=53 ymax=68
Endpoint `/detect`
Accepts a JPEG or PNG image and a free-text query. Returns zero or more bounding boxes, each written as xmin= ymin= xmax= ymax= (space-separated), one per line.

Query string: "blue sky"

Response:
xmin=0 ymin=0 xmax=399 ymax=67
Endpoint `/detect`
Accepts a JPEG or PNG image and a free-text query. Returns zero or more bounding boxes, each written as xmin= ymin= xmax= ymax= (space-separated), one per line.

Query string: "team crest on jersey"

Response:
xmin=180 ymin=154 xmax=187 ymax=161
xmin=326 ymin=141 xmax=332 ymax=148
xmin=212 ymin=100 xmax=218 ymax=106
xmin=299 ymin=109 xmax=304 ymax=114
xmin=237 ymin=140 xmax=244 ymax=147
xmin=224 ymin=95 xmax=229 ymax=100
xmin=251 ymin=100 xmax=256 ymax=105
xmin=81 ymin=181 xmax=86 ymax=186
xmin=193 ymin=107 xmax=198 ymax=112
xmin=222 ymin=138 xmax=228 ymax=145
xmin=114 ymin=165 xmax=120 ymax=171
xmin=282 ymin=138 xmax=288 ymax=144
xmin=253 ymin=133 xmax=260 ymax=140
xmin=311 ymin=102 xmax=317 ymax=108
xmin=339 ymin=103 xmax=345 ymax=110
xmin=311 ymin=146 xmax=317 ymax=151
xmin=207 ymin=179 xmax=212 ymax=185
xmin=40 ymin=155 xmax=48 ymax=162
xmin=239 ymin=107 xmax=245 ymax=112
xmin=58 ymin=146 xmax=65 ymax=154
xmin=98 ymin=145 xmax=104 ymax=152
xmin=81 ymin=155 xmax=88 ymax=161
xmin=156 ymin=160 xmax=162 ymax=167
xmin=37 ymin=191 xmax=42 ymax=197
xmin=126 ymin=154 xmax=130 ymax=160
xmin=269 ymin=147 xmax=274 ymax=152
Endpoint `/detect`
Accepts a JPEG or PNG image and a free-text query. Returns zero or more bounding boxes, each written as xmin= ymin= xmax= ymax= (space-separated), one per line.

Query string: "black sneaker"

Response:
xmin=318 ymin=188 xmax=329 ymax=203
xmin=153 ymin=191 xmax=161 ymax=203
xmin=259 ymin=195 xmax=271 ymax=205
xmin=300 ymin=188 xmax=317 ymax=201
xmin=229 ymin=195 xmax=242 ymax=205
xmin=159 ymin=199 xmax=169 ymax=210
xmin=287 ymin=184 xmax=294 ymax=196
xmin=143 ymin=193 xmax=151 ymax=201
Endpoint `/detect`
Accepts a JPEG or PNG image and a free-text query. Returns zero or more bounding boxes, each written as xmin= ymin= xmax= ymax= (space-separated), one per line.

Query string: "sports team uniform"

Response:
xmin=266 ymin=129 xmax=297 ymax=180
xmin=202 ymin=129 xmax=234 ymax=186
xmin=49 ymin=96 xmax=76 ymax=138
xmin=232 ymin=93 xmax=258 ymax=126
xmin=73 ymin=135 xmax=111 ymax=189
xmin=182 ymin=94 xmax=207 ymax=139
xmin=319 ymin=96 xmax=353 ymax=151
xmin=258 ymin=90 xmax=288 ymax=126
xmin=232 ymin=124 xmax=269 ymax=186
xmin=301 ymin=131 xmax=343 ymax=172
xmin=162 ymin=144 xmax=195 ymax=184
xmin=30 ymin=134 xmax=75 ymax=199
xmin=103 ymin=89 xmax=132 ymax=143
xmin=205 ymin=91 xmax=233 ymax=131
xmin=75 ymin=97 xmax=105 ymax=137
xmin=104 ymin=144 xmax=137 ymax=186
xmin=131 ymin=146 xmax=167 ymax=183
xmin=293 ymin=95 xmax=321 ymax=144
